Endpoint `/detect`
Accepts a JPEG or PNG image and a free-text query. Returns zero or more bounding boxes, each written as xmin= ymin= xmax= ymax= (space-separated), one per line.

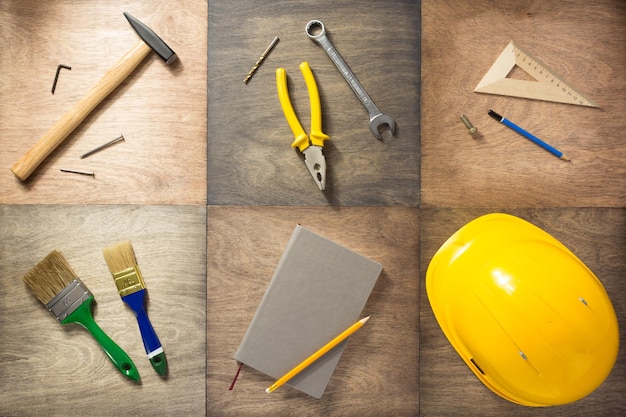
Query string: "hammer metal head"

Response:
xmin=124 ymin=12 xmax=177 ymax=64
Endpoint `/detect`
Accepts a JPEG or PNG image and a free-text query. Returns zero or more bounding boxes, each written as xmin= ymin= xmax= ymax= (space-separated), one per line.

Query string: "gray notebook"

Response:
xmin=234 ymin=225 xmax=382 ymax=398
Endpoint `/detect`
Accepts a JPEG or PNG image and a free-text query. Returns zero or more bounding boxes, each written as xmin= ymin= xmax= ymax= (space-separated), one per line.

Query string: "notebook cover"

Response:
xmin=234 ymin=225 xmax=382 ymax=398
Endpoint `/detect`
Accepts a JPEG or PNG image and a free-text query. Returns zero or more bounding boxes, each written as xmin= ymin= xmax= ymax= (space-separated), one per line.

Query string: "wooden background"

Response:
xmin=0 ymin=205 xmax=207 ymax=416
xmin=0 ymin=1 xmax=207 ymax=205
xmin=207 ymin=0 xmax=420 ymax=206
xmin=207 ymin=207 xmax=420 ymax=416
xmin=1 ymin=0 xmax=625 ymax=416
xmin=421 ymin=0 xmax=626 ymax=208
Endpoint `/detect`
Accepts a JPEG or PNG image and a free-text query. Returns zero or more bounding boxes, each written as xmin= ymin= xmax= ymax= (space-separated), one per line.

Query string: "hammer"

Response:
xmin=11 ymin=13 xmax=177 ymax=181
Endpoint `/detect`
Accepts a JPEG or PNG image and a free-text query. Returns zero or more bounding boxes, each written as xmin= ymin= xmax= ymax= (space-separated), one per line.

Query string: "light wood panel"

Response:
xmin=421 ymin=0 xmax=626 ymax=207
xmin=0 ymin=205 xmax=207 ymax=416
xmin=207 ymin=206 xmax=419 ymax=416
xmin=0 ymin=1 xmax=207 ymax=204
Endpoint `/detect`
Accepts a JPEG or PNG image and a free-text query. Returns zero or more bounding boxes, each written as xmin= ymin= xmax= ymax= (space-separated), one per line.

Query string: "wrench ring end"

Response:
xmin=305 ymin=20 xmax=325 ymax=40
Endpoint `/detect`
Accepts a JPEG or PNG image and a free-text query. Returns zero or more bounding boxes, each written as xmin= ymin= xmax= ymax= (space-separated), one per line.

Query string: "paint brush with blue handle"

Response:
xmin=103 ymin=241 xmax=168 ymax=376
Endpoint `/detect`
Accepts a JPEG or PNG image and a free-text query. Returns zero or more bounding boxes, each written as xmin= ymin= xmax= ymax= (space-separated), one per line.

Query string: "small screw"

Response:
xmin=80 ymin=134 xmax=125 ymax=159
xmin=460 ymin=114 xmax=478 ymax=135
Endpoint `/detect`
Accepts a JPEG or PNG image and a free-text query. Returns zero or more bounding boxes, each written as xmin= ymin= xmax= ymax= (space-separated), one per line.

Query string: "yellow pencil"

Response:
xmin=265 ymin=316 xmax=370 ymax=394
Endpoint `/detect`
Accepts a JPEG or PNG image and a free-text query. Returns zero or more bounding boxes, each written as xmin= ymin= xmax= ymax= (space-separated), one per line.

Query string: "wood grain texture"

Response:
xmin=0 ymin=205 xmax=207 ymax=417
xmin=0 ymin=1 xmax=207 ymax=204
xmin=420 ymin=208 xmax=626 ymax=416
xmin=2 ymin=1 xmax=626 ymax=416
xmin=207 ymin=206 xmax=419 ymax=416
xmin=208 ymin=0 xmax=420 ymax=206
xmin=421 ymin=0 xmax=626 ymax=207
xmin=10 ymin=41 xmax=152 ymax=181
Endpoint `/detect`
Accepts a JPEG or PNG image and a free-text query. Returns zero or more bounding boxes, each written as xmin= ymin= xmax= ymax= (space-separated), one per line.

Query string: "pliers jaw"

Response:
xmin=302 ymin=145 xmax=326 ymax=190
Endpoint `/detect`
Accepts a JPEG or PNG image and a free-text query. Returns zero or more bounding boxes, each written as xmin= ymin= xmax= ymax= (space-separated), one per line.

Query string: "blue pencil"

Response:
xmin=488 ymin=110 xmax=571 ymax=162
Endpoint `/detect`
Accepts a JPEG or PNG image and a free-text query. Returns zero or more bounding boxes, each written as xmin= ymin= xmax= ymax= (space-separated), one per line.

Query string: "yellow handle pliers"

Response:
xmin=276 ymin=62 xmax=329 ymax=190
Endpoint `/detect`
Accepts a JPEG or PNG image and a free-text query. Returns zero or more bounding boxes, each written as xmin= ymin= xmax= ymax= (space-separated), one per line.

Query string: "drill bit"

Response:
xmin=243 ymin=36 xmax=279 ymax=84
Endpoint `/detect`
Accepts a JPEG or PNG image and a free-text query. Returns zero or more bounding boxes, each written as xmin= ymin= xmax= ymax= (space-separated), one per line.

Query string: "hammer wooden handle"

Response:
xmin=11 ymin=40 xmax=152 ymax=181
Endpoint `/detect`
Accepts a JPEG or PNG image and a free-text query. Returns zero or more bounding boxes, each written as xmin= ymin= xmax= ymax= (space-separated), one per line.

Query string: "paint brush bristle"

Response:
xmin=103 ymin=240 xmax=138 ymax=273
xmin=23 ymin=250 xmax=79 ymax=305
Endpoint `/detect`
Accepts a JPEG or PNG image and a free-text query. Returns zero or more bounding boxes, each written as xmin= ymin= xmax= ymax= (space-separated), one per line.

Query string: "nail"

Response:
xmin=80 ymin=134 xmax=125 ymax=159
xmin=60 ymin=169 xmax=95 ymax=177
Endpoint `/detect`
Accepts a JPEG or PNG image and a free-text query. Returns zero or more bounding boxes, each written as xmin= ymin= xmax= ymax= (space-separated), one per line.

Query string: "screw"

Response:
xmin=460 ymin=114 xmax=478 ymax=135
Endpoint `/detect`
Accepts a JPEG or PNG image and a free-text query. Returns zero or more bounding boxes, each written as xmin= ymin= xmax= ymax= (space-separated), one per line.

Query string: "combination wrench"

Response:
xmin=305 ymin=20 xmax=396 ymax=140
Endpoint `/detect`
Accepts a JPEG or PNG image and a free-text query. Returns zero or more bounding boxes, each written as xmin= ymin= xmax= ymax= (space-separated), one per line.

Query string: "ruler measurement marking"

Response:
xmin=514 ymin=43 xmax=594 ymax=106
xmin=475 ymin=41 xmax=597 ymax=107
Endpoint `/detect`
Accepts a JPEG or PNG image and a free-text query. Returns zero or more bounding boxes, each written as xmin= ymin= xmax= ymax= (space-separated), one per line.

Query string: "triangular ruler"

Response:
xmin=475 ymin=41 xmax=598 ymax=107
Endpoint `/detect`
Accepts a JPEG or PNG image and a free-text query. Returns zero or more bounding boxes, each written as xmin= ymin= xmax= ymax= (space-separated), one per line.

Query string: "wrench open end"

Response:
xmin=370 ymin=113 xmax=396 ymax=140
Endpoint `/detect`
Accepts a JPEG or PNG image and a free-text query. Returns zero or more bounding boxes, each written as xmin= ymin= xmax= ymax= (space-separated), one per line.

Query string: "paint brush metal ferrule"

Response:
xmin=45 ymin=279 xmax=93 ymax=321
xmin=113 ymin=265 xmax=146 ymax=297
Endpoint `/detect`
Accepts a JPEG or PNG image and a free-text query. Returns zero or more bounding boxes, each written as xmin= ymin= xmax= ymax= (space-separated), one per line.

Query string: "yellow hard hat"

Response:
xmin=426 ymin=213 xmax=619 ymax=407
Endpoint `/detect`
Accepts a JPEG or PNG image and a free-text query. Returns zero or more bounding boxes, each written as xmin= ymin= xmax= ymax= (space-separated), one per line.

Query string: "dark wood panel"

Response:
xmin=208 ymin=0 xmax=420 ymax=206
